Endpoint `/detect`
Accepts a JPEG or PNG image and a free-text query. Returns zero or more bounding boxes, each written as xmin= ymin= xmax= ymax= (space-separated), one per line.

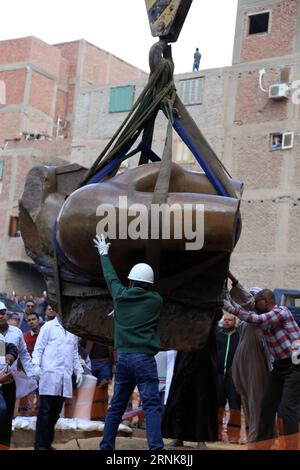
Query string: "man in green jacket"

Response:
xmin=94 ymin=234 xmax=164 ymax=450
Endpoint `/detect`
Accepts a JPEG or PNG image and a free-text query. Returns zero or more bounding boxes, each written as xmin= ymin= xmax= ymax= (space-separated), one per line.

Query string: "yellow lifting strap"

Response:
xmin=145 ymin=0 xmax=193 ymax=42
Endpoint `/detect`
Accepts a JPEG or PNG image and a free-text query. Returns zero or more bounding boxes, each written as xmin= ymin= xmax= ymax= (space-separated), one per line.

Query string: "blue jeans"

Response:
xmin=100 ymin=353 xmax=163 ymax=450
xmin=92 ymin=360 xmax=113 ymax=385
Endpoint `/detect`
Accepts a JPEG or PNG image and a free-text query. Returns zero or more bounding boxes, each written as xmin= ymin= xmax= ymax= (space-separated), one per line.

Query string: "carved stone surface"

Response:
xmin=19 ymin=162 xmax=241 ymax=350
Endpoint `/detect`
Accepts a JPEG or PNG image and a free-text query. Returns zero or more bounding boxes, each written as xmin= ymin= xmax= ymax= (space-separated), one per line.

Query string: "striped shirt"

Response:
xmin=236 ymin=305 xmax=300 ymax=360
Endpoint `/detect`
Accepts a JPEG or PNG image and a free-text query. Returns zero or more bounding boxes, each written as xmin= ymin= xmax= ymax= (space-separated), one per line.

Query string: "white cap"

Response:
xmin=250 ymin=286 xmax=263 ymax=295
xmin=0 ymin=301 xmax=7 ymax=311
xmin=128 ymin=263 xmax=154 ymax=284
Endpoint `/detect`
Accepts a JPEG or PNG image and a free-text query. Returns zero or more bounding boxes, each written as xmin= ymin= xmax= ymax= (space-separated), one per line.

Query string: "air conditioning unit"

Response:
xmin=269 ymin=83 xmax=289 ymax=99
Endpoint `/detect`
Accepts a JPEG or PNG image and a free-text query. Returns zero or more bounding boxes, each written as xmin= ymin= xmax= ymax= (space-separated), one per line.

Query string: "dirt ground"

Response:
xmin=12 ymin=427 xmax=246 ymax=450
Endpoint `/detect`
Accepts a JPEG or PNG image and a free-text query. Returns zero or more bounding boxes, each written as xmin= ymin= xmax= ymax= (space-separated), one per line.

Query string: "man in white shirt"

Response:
xmin=0 ymin=301 xmax=35 ymax=447
xmin=32 ymin=315 xmax=84 ymax=450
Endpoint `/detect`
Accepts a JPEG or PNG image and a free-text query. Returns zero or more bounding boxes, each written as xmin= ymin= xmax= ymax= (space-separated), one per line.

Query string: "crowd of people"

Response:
xmin=0 ymin=297 xmax=91 ymax=450
xmin=1 ymin=233 xmax=300 ymax=451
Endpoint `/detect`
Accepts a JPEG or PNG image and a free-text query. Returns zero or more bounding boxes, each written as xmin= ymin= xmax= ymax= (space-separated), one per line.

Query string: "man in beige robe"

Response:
xmin=229 ymin=273 xmax=271 ymax=442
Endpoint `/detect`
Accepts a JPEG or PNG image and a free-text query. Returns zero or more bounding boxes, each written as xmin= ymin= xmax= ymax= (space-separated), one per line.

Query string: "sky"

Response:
xmin=0 ymin=0 xmax=238 ymax=74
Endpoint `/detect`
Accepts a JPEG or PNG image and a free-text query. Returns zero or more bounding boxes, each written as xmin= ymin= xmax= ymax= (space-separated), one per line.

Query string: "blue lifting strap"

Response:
xmin=52 ymin=112 xmax=237 ymax=273
xmin=51 ymin=137 xmax=161 ymax=274
xmin=173 ymin=116 xmax=229 ymax=197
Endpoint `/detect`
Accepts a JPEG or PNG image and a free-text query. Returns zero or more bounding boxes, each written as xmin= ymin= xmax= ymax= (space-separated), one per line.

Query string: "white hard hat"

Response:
xmin=128 ymin=263 xmax=154 ymax=284
xmin=250 ymin=286 xmax=262 ymax=295
xmin=0 ymin=301 xmax=7 ymax=311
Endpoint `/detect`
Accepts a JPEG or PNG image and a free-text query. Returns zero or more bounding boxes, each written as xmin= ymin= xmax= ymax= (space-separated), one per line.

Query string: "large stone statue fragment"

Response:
xmin=19 ymin=161 xmax=242 ymax=351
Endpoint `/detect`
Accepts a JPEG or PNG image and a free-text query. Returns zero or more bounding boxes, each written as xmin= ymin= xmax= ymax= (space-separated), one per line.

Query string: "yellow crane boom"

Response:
xmin=145 ymin=0 xmax=193 ymax=42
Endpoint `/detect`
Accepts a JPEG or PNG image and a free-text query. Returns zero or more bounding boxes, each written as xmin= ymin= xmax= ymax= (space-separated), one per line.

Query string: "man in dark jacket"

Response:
xmin=94 ymin=234 xmax=163 ymax=451
xmin=0 ymin=338 xmax=18 ymax=449
xmin=162 ymin=318 xmax=219 ymax=449
xmin=216 ymin=312 xmax=241 ymax=443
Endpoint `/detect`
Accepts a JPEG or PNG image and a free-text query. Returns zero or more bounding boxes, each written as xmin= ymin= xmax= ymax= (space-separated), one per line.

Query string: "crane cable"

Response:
xmin=78 ymin=57 xmax=176 ymax=188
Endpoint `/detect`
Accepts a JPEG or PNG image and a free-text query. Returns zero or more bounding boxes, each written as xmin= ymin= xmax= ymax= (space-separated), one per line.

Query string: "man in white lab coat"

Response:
xmin=32 ymin=314 xmax=84 ymax=450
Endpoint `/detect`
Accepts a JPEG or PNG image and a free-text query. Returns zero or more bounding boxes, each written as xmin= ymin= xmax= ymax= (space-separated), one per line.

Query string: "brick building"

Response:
xmin=0 ymin=36 xmax=146 ymax=294
xmin=0 ymin=0 xmax=299 ymax=295
xmin=71 ymin=0 xmax=300 ymax=291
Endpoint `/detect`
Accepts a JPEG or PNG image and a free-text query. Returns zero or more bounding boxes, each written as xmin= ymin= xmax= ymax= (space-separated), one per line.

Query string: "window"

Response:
xmin=9 ymin=216 xmax=20 ymax=237
xmin=0 ymin=160 xmax=4 ymax=181
xmin=0 ymin=80 xmax=5 ymax=105
xmin=56 ymin=118 xmax=67 ymax=138
xmin=173 ymin=140 xmax=197 ymax=164
xmin=270 ymin=132 xmax=294 ymax=151
xmin=178 ymin=78 xmax=202 ymax=105
xmin=282 ymin=132 xmax=294 ymax=150
xmin=248 ymin=12 xmax=270 ymax=35
xmin=270 ymin=133 xmax=282 ymax=151
xmin=109 ymin=85 xmax=135 ymax=113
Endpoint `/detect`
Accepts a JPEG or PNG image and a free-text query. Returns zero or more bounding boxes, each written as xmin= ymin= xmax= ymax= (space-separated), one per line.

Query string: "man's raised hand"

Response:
xmin=93 ymin=233 xmax=111 ymax=256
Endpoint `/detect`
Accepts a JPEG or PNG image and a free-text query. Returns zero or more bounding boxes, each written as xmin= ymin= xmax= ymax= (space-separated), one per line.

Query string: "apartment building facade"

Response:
xmin=0 ymin=0 xmax=299 ymax=294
